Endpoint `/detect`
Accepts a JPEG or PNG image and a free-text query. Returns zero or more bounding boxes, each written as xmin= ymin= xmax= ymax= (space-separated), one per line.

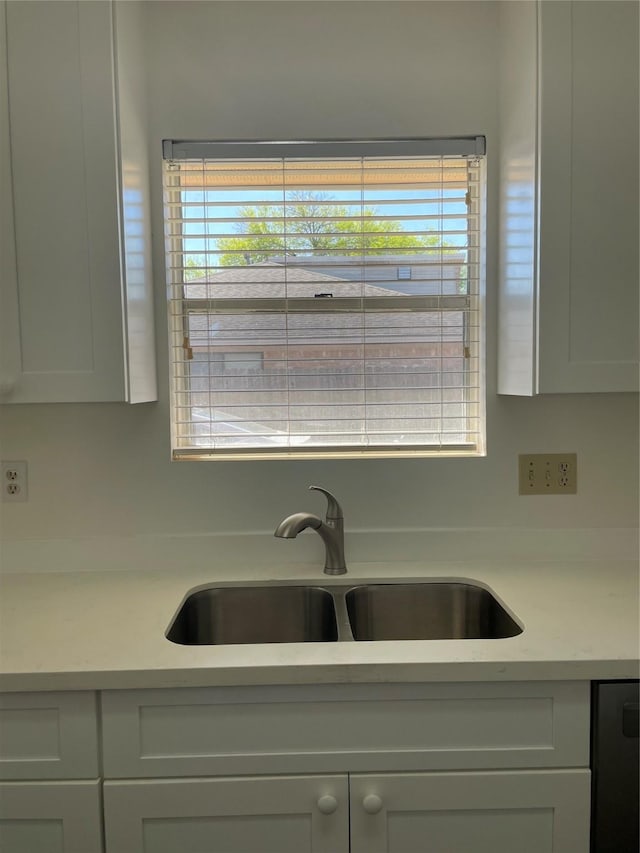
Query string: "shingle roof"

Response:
xmin=184 ymin=262 xmax=404 ymax=299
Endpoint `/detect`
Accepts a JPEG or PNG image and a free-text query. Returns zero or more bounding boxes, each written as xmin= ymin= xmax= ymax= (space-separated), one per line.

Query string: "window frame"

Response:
xmin=163 ymin=138 xmax=486 ymax=461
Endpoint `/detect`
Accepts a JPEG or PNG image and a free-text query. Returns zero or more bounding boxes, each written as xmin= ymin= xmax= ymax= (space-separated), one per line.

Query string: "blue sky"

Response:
xmin=179 ymin=187 xmax=470 ymax=259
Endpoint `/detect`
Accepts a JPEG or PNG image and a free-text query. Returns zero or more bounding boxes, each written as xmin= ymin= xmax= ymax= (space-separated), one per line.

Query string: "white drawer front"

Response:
xmin=102 ymin=681 xmax=589 ymax=778
xmin=0 ymin=692 xmax=98 ymax=780
xmin=0 ymin=780 xmax=102 ymax=853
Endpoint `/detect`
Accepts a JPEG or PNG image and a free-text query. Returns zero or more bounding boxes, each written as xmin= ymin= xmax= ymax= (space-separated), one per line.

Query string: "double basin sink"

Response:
xmin=166 ymin=580 xmax=522 ymax=645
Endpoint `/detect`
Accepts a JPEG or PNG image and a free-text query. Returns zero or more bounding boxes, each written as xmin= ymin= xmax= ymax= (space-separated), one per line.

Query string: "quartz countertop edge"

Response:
xmin=0 ymin=559 xmax=638 ymax=692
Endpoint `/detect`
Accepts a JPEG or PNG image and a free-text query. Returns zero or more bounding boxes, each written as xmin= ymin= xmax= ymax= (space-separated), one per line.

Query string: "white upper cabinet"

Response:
xmin=0 ymin=0 xmax=156 ymax=403
xmin=498 ymin=0 xmax=639 ymax=394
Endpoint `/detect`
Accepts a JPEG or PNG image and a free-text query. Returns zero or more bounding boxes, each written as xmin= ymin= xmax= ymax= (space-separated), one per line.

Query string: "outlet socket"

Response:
xmin=1 ymin=461 xmax=28 ymax=502
xmin=518 ymin=453 xmax=577 ymax=495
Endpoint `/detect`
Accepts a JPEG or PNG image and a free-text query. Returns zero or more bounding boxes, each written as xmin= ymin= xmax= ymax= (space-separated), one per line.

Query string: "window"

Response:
xmin=163 ymin=138 xmax=485 ymax=459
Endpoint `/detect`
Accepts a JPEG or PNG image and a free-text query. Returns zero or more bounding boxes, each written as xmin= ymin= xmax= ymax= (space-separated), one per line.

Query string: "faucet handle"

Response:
xmin=309 ymin=485 xmax=343 ymax=520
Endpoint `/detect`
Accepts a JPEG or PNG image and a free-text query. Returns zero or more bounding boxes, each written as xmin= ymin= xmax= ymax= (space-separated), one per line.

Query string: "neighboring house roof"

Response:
xmin=184 ymin=258 xmax=466 ymax=349
xmin=188 ymin=306 xmax=464 ymax=348
xmin=270 ymin=253 xmax=467 ymax=296
xmin=184 ymin=262 xmax=401 ymax=299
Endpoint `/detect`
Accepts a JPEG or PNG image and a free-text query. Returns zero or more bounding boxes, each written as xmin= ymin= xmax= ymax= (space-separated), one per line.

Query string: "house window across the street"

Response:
xmin=163 ymin=138 xmax=485 ymax=459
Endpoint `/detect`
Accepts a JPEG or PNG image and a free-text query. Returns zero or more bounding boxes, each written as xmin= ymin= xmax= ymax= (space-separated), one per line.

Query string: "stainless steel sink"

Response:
xmin=345 ymin=582 xmax=522 ymax=641
xmin=166 ymin=580 xmax=522 ymax=645
xmin=166 ymin=585 xmax=338 ymax=645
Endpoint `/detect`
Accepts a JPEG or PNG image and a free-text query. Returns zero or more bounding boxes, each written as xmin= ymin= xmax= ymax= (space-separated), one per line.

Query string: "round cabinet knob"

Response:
xmin=362 ymin=794 xmax=383 ymax=814
xmin=317 ymin=795 xmax=338 ymax=815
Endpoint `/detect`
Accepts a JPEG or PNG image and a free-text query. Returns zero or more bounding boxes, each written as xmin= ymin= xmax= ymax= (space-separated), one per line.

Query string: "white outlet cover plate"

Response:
xmin=1 ymin=460 xmax=28 ymax=502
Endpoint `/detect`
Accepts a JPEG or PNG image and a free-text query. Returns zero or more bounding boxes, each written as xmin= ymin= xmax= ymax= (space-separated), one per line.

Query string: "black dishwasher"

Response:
xmin=591 ymin=680 xmax=639 ymax=853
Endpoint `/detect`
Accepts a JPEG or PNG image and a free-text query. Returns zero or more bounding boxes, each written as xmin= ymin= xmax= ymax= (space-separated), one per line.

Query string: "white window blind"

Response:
xmin=163 ymin=138 xmax=485 ymax=459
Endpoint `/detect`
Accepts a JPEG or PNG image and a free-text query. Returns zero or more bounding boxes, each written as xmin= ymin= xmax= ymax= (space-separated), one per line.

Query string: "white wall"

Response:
xmin=0 ymin=2 xmax=637 ymax=565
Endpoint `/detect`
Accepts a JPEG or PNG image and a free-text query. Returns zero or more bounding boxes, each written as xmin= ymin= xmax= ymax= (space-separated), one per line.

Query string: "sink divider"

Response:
xmin=324 ymin=586 xmax=356 ymax=643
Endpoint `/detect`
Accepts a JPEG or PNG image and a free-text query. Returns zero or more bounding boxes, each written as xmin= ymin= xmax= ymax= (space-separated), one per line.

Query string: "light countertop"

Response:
xmin=0 ymin=559 xmax=638 ymax=692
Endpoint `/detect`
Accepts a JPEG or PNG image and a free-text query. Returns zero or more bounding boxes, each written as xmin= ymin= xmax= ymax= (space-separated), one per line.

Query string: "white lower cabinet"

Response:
xmin=104 ymin=775 xmax=348 ymax=853
xmin=350 ymin=770 xmax=590 ymax=853
xmin=103 ymin=769 xmax=590 ymax=853
xmin=0 ymin=780 xmax=102 ymax=853
xmin=0 ymin=692 xmax=102 ymax=853
xmin=0 ymin=683 xmax=592 ymax=853
xmin=99 ymin=681 xmax=592 ymax=852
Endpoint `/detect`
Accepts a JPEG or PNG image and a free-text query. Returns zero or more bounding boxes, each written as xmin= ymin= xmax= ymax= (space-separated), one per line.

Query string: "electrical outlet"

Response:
xmin=1 ymin=461 xmax=28 ymax=502
xmin=518 ymin=453 xmax=577 ymax=495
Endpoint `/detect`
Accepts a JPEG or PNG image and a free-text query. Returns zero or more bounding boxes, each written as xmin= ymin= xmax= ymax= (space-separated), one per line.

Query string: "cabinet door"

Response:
xmin=0 ymin=780 xmax=102 ymax=853
xmin=536 ymin=0 xmax=639 ymax=393
xmin=104 ymin=775 xmax=348 ymax=853
xmin=0 ymin=0 xmax=126 ymax=402
xmin=350 ymin=770 xmax=590 ymax=853
xmin=498 ymin=0 xmax=639 ymax=395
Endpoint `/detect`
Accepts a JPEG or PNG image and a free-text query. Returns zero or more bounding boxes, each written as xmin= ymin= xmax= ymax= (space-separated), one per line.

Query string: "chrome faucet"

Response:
xmin=274 ymin=486 xmax=347 ymax=575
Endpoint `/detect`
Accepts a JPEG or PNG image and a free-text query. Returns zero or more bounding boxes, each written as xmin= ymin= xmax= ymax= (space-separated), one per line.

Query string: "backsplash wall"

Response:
xmin=0 ymin=392 xmax=637 ymax=541
xmin=0 ymin=2 xmax=637 ymax=560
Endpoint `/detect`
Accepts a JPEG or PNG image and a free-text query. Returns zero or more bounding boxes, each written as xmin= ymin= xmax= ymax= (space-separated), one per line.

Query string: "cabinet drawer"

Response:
xmin=0 ymin=780 xmax=102 ymax=853
xmin=102 ymin=681 xmax=589 ymax=778
xmin=0 ymin=692 xmax=98 ymax=780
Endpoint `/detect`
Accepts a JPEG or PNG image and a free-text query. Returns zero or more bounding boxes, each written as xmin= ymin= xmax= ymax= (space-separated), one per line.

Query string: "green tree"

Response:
xmin=218 ymin=191 xmax=442 ymax=266
xmin=184 ymin=256 xmax=207 ymax=281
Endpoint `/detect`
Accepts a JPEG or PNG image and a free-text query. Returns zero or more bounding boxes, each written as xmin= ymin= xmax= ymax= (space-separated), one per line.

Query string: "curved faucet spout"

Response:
xmin=274 ymin=512 xmax=322 ymax=539
xmin=274 ymin=488 xmax=347 ymax=575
